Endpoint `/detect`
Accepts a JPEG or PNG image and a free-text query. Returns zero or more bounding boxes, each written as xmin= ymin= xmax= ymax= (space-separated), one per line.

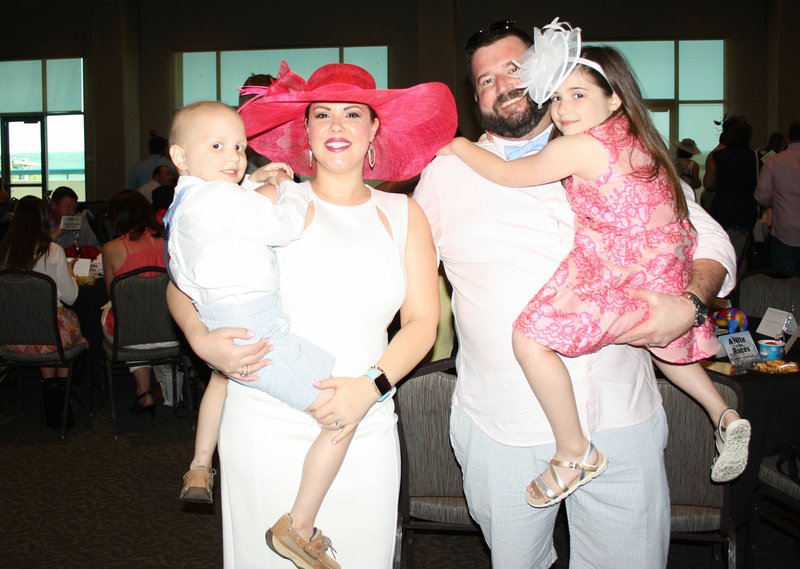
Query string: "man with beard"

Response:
xmin=413 ymin=21 xmax=736 ymax=568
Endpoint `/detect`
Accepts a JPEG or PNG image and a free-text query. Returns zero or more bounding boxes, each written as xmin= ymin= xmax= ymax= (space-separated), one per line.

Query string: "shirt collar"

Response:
xmin=488 ymin=125 xmax=553 ymax=158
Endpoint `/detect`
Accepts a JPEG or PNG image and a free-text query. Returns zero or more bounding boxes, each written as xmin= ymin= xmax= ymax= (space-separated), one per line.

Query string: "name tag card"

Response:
xmin=756 ymin=307 xmax=797 ymax=339
xmin=719 ymin=331 xmax=760 ymax=367
xmin=785 ymin=327 xmax=800 ymax=354
xmin=68 ymin=258 xmax=92 ymax=277
xmin=60 ymin=215 xmax=83 ymax=231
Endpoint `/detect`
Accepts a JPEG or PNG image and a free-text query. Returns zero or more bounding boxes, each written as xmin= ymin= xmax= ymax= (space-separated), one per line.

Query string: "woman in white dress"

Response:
xmin=167 ymin=61 xmax=457 ymax=568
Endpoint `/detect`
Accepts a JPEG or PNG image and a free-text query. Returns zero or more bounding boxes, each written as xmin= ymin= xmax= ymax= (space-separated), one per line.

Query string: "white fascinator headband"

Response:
xmin=515 ymin=18 xmax=609 ymax=107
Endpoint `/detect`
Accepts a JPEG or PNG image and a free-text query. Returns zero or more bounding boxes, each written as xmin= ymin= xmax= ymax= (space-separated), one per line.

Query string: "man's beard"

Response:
xmin=478 ymin=88 xmax=548 ymax=139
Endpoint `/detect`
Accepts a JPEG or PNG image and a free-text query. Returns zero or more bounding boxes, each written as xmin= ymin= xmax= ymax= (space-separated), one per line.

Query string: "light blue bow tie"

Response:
xmin=503 ymin=138 xmax=547 ymax=160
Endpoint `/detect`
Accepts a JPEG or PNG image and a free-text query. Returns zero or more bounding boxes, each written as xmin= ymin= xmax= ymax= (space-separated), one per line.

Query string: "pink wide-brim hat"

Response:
xmin=238 ymin=61 xmax=458 ymax=181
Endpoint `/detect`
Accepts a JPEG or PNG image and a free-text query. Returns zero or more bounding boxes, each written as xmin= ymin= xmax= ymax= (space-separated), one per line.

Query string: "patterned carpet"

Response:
xmin=0 ymin=369 xmax=798 ymax=569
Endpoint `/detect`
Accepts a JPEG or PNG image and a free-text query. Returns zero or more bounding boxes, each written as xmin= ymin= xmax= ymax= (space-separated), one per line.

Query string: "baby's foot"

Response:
xmin=266 ymin=513 xmax=340 ymax=569
xmin=179 ymin=466 xmax=215 ymax=503
xmin=526 ymin=442 xmax=608 ymax=508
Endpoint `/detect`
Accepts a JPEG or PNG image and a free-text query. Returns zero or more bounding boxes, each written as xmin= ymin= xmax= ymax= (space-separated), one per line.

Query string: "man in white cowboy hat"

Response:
xmin=414 ymin=20 xmax=736 ymax=569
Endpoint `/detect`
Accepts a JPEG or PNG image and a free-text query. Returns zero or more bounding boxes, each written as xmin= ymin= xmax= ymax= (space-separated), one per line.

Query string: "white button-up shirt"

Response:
xmin=168 ymin=175 xmax=311 ymax=306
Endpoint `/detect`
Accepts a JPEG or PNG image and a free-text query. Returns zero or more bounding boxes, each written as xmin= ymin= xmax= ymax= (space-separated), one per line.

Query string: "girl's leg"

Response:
xmin=284 ymin=388 xmax=352 ymax=542
xmin=654 ymin=360 xmax=751 ymax=482
xmin=512 ymin=330 xmax=604 ymax=501
xmin=190 ymin=372 xmax=227 ymax=470
xmin=654 ymin=361 xmax=730 ymax=427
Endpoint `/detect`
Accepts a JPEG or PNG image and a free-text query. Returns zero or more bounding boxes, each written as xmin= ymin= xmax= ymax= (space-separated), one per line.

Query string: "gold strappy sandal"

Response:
xmin=526 ymin=442 xmax=608 ymax=508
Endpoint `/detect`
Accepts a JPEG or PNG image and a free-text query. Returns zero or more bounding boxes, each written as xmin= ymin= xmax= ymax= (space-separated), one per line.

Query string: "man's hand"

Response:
xmin=615 ymin=289 xmax=695 ymax=348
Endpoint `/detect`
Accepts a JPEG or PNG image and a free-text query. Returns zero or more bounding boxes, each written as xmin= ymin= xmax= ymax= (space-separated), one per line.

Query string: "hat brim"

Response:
xmin=240 ymin=82 xmax=457 ymax=181
xmin=672 ymin=140 xmax=701 ymax=155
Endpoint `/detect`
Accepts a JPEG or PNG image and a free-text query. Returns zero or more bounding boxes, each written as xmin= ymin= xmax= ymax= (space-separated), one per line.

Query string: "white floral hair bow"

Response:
xmin=514 ymin=18 xmax=582 ymax=107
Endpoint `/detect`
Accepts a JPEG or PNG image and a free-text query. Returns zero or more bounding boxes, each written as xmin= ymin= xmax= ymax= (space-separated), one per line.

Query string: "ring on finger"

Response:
xmin=240 ymin=364 xmax=248 ymax=376
xmin=334 ymin=420 xmax=343 ymax=430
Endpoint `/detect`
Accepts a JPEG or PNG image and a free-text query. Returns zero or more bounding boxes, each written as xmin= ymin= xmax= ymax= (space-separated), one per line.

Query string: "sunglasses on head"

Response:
xmin=464 ymin=20 xmax=518 ymax=51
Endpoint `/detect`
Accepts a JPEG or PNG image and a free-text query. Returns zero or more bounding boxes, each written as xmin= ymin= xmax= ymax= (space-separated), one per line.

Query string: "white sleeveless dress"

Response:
xmin=218 ymin=183 xmax=408 ymax=568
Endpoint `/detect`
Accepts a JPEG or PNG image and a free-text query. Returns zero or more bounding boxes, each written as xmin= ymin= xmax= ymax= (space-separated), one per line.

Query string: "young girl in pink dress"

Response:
xmin=440 ymin=20 xmax=751 ymax=508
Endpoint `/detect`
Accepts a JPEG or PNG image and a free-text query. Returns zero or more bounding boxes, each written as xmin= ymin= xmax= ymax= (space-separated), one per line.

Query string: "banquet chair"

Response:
xmin=661 ymin=375 xmax=742 ymax=569
xmin=102 ymin=266 xmax=192 ymax=435
xmin=395 ymin=357 xmax=480 ymax=569
xmin=734 ymin=268 xmax=800 ymax=319
xmin=744 ymin=453 xmax=800 ymax=568
xmin=0 ymin=269 xmax=88 ymax=440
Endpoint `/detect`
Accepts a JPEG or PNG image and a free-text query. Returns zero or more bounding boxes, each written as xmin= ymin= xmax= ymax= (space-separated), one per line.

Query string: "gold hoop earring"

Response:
xmin=367 ymin=143 xmax=376 ymax=170
xmin=308 ymin=148 xmax=314 ymax=170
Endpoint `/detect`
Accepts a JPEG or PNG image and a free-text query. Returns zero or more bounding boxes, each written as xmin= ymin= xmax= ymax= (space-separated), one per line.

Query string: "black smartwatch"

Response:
xmin=684 ymin=291 xmax=709 ymax=327
xmin=365 ymin=367 xmax=393 ymax=401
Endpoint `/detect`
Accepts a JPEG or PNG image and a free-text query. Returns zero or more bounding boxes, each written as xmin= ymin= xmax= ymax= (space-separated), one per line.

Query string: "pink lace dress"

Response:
xmin=514 ymin=113 xmax=718 ymax=363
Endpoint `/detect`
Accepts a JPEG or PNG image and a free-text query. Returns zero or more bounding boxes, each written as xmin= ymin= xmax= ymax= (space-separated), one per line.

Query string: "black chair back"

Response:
xmin=0 ymin=269 xmax=66 ymax=361
xmin=108 ymin=266 xmax=179 ymax=360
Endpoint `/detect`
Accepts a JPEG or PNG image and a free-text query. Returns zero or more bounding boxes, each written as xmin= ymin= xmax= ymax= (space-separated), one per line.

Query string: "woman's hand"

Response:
xmin=166 ymin=282 xmax=271 ymax=381
xmin=190 ymin=327 xmax=272 ymax=381
xmin=307 ymin=376 xmax=378 ymax=443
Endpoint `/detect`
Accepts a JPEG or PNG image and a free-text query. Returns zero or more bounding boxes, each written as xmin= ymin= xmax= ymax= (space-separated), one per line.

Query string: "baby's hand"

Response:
xmin=251 ymin=162 xmax=294 ymax=185
xmin=255 ymin=184 xmax=279 ymax=203
xmin=477 ymin=132 xmax=494 ymax=144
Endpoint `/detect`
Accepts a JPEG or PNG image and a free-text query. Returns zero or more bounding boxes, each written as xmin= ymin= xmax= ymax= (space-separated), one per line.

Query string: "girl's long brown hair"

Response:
xmin=577 ymin=46 xmax=688 ymax=219
xmin=0 ymin=196 xmax=54 ymax=270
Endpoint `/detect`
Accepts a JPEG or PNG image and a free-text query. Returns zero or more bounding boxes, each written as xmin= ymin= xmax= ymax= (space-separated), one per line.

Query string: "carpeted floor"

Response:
xmin=1 ymin=368 xmax=798 ymax=569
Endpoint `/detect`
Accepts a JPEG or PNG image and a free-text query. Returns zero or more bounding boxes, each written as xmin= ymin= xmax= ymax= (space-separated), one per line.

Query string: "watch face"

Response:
xmin=374 ymin=373 xmax=392 ymax=395
xmin=685 ymin=292 xmax=708 ymax=327
xmin=696 ymin=310 xmax=709 ymax=326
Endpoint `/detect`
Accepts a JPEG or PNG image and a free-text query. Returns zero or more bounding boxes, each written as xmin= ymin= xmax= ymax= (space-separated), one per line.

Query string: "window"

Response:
xmin=180 ymin=46 xmax=388 ymax=107
xmin=585 ymin=40 xmax=725 ymax=186
xmin=0 ymin=58 xmax=85 ymax=200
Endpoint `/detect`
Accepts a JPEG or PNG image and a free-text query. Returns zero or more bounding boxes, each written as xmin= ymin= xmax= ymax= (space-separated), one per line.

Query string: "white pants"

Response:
xmin=450 ymin=406 xmax=670 ymax=569
xmin=219 ymin=380 xmax=400 ymax=569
